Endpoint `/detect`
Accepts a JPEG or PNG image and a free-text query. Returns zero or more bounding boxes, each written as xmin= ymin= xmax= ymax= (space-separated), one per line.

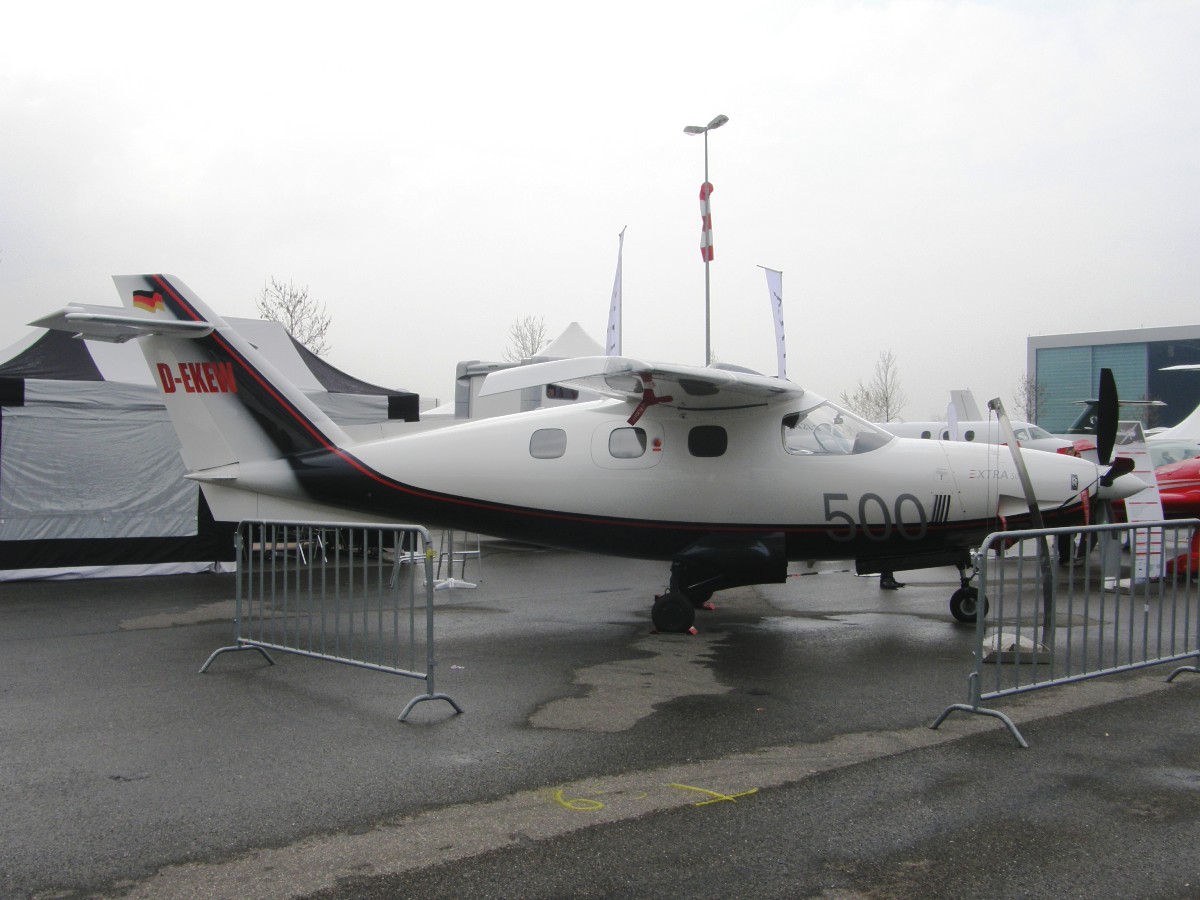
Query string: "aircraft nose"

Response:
xmin=1096 ymin=470 xmax=1150 ymax=502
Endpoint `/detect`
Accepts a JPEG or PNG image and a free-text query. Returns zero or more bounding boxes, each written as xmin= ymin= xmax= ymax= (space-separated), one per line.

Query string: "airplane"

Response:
xmin=882 ymin=419 xmax=1077 ymax=454
xmin=31 ymin=275 xmax=1148 ymax=632
xmin=1118 ymin=444 xmax=1200 ymax=578
xmin=1063 ymin=396 xmax=1166 ymax=438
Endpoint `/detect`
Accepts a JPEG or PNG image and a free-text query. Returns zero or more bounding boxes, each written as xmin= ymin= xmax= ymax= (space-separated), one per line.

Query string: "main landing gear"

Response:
xmin=650 ymin=533 xmax=786 ymax=634
xmin=949 ymin=561 xmax=989 ymax=624
xmin=651 ymin=576 xmax=716 ymax=633
xmin=651 ymin=590 xmax=696 ymax=633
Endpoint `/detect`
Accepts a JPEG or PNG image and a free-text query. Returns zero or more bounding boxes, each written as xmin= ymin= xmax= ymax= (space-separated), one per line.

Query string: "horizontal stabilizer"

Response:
xmin=30 ymin=305 xmax=214 ymax=343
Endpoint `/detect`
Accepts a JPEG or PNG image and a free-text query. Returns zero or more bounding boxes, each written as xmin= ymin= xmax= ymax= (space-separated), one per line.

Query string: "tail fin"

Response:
xmin=33 ymin=274 xmax=353 ymax=473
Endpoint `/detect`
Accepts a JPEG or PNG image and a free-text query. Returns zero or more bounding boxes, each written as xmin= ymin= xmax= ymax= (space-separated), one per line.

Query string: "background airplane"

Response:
xmin=883 ymin=419 xmax=1076 ymax=454
xmin=31 ymin=275 xmax=1146 ymax=632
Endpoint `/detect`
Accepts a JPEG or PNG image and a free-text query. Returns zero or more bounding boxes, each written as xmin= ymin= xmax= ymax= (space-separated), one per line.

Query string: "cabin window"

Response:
xmin=609 ymin=427 xmax=647 ymax=459
xmin=964 ymin=430 xmax=976 ymax=441
xmin=920 ymin=430 xmax=932 ymax=439
xmin=688 ymin=425 xmax=727 ymax=457
xmin=546 ymin=384 xmax=579 ymax=401
xmin=530 ymin=428 xmax=567 ymax=459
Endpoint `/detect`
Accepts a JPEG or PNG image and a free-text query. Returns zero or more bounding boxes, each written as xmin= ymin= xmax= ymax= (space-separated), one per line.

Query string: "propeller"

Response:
xmin=1095 ymin=367 xmax=1118 ymax=466
xmin=1088 ymin=368 xmax=1128 ymax=591
xmin=1092 ymin=367 xmax=1138 ymax=495
xmin=1100 ymin=456 xmax=1135 ymax=488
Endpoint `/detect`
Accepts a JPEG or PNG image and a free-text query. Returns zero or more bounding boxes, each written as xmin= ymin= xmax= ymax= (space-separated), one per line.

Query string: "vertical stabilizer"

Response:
xmin=107 ymin=274 xmax=353 ymax=472
xmin=949 ymin=390 xmax=982 ymax=421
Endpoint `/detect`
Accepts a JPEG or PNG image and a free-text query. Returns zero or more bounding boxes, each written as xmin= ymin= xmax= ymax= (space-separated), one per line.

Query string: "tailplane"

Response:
xmin=31 ymin=274 xmax=354 ymax=475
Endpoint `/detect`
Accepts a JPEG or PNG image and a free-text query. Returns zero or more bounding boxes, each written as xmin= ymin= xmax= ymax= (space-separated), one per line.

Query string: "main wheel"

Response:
xmin=652 ymin=591 xmax=697 ymax=633
xmin=949 ymin=586 xmax=989 ymax=624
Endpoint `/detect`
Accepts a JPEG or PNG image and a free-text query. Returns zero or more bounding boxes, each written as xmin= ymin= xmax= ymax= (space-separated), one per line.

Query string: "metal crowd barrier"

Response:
xmin=934 ymin=519 xmax=1200 ymax=746
xmin=200 ymin=520 xmax=462 ymax=721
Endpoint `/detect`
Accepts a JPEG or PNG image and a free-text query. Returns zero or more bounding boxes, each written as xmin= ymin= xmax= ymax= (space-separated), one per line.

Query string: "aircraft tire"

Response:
xmin=652 ymin=591 xmax=697 ymax=633
xmin=949 ymin=587 xmax=989 ymax=624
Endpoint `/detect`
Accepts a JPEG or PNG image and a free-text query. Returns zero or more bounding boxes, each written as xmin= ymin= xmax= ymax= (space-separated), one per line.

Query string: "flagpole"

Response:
xmin=703 ymin=129 xmax=711 ymax=366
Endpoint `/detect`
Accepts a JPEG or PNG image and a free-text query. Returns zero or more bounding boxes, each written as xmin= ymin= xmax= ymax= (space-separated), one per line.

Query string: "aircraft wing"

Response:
xmin=29 ymin=305 xmax=214 ymax=343
xmin=479 ymin=355 xmax=803 ymax=411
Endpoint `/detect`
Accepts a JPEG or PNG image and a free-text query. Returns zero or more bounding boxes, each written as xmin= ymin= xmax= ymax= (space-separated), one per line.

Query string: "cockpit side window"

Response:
xmin=782 ymin=403 xmax=892 ymax=456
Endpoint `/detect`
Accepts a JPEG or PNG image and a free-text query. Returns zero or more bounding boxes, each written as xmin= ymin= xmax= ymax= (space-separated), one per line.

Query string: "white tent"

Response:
xmin=453 ymin=322 xmax=604 ymax=420
xmin=0 ymin=319 xmax=419 ymax=580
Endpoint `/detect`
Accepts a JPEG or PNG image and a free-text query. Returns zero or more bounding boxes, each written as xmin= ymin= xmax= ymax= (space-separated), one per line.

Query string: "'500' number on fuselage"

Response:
xmin=822 ymin=492 xmax=936 ymax=542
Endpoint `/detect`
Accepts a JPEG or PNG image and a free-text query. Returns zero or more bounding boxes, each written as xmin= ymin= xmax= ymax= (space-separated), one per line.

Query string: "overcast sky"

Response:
xmin=2 ymin=1 xmax=1198 ymax=418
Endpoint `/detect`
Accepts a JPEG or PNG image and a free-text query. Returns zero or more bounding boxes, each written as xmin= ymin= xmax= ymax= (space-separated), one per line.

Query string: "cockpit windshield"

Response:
xmin=781 ymin=402 xmax=893 ymax=456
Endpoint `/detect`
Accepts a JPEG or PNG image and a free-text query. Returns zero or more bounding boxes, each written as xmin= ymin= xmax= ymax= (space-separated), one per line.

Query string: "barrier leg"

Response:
xmin=931 ymin=703 xmax=1029 ymax=749
xmin=199 ymin=643 xmax=276 ymax=674
xmin=1166 ymin=653 xmax=1200 ymax=682
xmin=398 ymin=692 xmax=465 ymax=722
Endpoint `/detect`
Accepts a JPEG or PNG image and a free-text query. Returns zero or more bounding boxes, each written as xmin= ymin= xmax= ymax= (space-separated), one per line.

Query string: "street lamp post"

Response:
xmin=683 ymin=114 xmax=728 ymax=366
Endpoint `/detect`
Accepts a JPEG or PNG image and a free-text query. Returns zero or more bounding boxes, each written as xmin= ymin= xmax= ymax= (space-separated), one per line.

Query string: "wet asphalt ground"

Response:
xmin=2 ymin=541 xmax=1198 ymax=898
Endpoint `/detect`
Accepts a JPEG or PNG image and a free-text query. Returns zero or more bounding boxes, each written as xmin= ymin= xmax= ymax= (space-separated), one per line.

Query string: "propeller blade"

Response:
xmin=1095 ymin=368 xmax=1118 ymax=465
xmin=1100 ymin=455 xmax=1135 ymax=487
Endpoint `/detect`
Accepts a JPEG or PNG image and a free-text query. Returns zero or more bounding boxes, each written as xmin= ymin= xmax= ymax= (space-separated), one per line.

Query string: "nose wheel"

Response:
xmin=949 ymin=561 xmax=989 ymax=623
xmin=949 ymin=586 xmax=989 ymax=623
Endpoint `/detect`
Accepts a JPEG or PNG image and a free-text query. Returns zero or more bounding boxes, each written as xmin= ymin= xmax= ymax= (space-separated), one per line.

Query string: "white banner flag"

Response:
xmin=606 ymin=227 xmax=626 ymax=356
xmin=762 ymin=267 xmax=786 ymax=379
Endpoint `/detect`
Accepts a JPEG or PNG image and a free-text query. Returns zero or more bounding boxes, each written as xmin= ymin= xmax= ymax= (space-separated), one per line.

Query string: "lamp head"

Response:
xmin=683 ymin=115 xmax=729 ymax=136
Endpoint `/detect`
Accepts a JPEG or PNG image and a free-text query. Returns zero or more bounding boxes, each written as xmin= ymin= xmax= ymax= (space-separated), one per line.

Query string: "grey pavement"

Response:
xmin=1 ymin=542 xmax=1198 ymax=898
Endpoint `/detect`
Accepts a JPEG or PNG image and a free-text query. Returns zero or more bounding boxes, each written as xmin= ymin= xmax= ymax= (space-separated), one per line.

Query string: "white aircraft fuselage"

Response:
xmin=211 ymin=397 xmax=1101 ymax=563
xmin=31 ymin=275 xmax=1146 ymax=631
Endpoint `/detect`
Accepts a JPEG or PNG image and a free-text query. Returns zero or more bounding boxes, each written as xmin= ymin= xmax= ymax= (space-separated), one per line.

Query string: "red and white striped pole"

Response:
xmin=699 ymin=181 xmax=714 ymax=263
xmin=684 ymin=115 xmax=727 ymax=366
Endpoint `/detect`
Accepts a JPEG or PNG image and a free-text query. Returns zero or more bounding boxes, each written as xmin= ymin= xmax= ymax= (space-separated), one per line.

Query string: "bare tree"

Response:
xmin=256 ymin=277 xmax=331 ymax=356
xmin=503 ymin=315 xmax=549 ymax=362
xmin=840 ymin=350 xmax=907 ymax=422
xmin=1013 ymin=373 xmax=1046 ymax=422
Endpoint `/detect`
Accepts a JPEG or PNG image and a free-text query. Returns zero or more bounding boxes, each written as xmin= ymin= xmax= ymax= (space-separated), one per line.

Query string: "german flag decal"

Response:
xmin=132 ymin=290 xmax=164 ymax=313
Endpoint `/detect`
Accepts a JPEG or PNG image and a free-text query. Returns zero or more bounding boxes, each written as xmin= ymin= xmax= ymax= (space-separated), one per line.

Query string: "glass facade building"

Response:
xmin=1029 ymin=326 xmax=1200 ymax=432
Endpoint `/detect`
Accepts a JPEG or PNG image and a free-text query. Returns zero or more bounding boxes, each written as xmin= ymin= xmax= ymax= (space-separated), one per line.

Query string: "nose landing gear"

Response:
xmin=949 ymin=562 xmax=989 ymax=624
